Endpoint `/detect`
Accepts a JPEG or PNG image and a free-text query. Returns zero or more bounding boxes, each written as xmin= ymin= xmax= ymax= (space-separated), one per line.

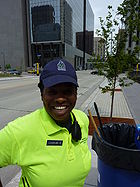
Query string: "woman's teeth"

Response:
xmin=54 ymin=106 xmax=66 ymax=110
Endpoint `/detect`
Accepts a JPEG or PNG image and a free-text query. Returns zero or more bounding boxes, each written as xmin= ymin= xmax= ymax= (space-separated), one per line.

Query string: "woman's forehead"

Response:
xmin=46 ymin=83 xmax=77 ymax=89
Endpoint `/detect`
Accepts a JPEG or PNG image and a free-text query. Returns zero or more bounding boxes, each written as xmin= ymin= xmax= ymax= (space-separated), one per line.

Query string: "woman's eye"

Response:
xmin=46 ymin=90 xmax=57 ymax=95
xmin=44 ymin=87 xmax=76 ymax=96
xmin=64 ymin=89 xmax=75 ymax=96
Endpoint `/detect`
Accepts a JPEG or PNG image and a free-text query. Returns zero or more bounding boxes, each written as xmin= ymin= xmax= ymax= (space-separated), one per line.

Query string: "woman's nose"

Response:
xmin=55 ymin=95 xmax=66 ymax=103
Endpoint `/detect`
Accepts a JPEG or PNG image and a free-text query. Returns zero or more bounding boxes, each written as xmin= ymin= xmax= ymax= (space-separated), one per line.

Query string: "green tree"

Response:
xmin=117 ymin=0 xmax=140 ymax=78
xmin=92 ymin=2 xmax=140 ymax=122
xmin=5 ymin=64 xmax=11 ymax=70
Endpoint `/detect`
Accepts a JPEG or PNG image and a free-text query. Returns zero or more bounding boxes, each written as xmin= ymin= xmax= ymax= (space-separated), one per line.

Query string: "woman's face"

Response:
xmin=42 ymin=83 xmax=77 ymax=123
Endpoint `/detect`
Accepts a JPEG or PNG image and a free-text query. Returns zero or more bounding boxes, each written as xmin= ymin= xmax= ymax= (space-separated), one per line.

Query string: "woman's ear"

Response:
xmin=41 ymin=91 xmax=44 ymax=101
xmin=38 ymin=81 xmax=44 ymax=101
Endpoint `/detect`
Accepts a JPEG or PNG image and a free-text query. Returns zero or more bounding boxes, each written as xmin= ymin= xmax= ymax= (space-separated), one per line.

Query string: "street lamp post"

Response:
xmin=83 ymin=0 xmax=86 ymax=70
xmin=1 ymin=52 xmax=5 ymax=72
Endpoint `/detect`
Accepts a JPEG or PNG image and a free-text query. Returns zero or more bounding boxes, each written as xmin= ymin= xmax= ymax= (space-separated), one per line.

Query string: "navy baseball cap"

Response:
xmin=40 ymin=59 xmax=79 ymax=88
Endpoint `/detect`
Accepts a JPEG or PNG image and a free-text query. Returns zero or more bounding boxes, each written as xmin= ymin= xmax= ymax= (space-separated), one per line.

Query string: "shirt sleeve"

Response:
xmin=0 ymin=124 xmax=20 ymax=167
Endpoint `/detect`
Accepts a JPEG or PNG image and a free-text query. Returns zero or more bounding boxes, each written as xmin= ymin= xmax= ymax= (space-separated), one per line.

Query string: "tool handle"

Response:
xmin=88 ymin=109 xmax=101 ymax=138
xmin=94 ymin=102 xmax=103 ymax=129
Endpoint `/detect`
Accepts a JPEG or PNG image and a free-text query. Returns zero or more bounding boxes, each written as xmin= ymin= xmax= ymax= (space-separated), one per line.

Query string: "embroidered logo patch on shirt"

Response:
xmin=57 ymin=60 xmax=66 ymax=71
xmin=46 ymin=140 xmax=63 ymax=146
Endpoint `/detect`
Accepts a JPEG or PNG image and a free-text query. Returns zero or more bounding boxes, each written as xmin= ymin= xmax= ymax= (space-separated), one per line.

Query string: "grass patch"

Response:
xmin=0 ymin=73 xmax=21 ymax=78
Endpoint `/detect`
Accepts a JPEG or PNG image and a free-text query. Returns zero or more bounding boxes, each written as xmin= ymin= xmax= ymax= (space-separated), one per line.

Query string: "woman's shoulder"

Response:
xmin=6 ymin=108 xmax=43 ymax=133
xmin=72 ymin=109 xmax=89 ymax=124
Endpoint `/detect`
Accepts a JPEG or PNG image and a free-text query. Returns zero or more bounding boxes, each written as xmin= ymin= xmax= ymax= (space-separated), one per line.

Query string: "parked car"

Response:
xmin=27 ymin=69 xmax=36 ymax=74
xmin=28 ymin=68 xmax=42 ymax=74
xmin=90 ymin=69 xmax=98 ymax=75
xmin=7 ymin=69 xmax=21 ymax=75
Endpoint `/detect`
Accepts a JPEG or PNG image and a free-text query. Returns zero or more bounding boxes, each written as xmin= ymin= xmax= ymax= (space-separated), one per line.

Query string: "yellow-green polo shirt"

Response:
xmin=0 ymin=107 xmax=91 ymax=187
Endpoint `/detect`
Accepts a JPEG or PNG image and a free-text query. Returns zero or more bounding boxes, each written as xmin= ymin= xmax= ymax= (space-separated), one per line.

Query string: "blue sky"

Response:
xmin=88 ymin=0 xmax=124 ymax=30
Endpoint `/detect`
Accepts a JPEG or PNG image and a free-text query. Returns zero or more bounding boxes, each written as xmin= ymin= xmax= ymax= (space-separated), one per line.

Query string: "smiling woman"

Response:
xmin=42 ymin=83 xmax=77 ymax=123
xmin=0 ymin=58 xmax=91 ymax=187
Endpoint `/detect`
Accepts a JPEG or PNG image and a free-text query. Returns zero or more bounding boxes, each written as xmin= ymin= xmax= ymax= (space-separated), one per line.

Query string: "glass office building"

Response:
xmin=29 ymin=0 xmax=94 ymax=68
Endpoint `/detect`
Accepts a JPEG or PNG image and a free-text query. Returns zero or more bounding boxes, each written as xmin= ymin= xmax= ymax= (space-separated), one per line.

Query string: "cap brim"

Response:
xmin=42 ymin=75 xmax=79 ymax=88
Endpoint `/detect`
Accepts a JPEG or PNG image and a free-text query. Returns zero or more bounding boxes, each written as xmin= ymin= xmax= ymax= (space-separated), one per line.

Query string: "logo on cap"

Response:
xmin=57 ymin=60 xmax=66 ymax=71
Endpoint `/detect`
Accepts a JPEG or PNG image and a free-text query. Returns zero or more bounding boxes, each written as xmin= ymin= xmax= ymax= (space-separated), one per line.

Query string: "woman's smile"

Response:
xmin=42 ymin=83 xmax=77 ymax=122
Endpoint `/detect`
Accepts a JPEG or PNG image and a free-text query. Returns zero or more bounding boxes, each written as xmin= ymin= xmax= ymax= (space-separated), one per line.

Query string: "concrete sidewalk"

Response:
xmin=5 ymin=73 xmax=133 ymax=187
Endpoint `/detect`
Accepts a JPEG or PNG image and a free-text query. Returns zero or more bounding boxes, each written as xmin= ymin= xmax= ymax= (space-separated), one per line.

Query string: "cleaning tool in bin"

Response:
xmin=88 ymin=109 xmax=101 ymax=138
xmin=94 ymin=102 xmax=103 ymax=128
xmin=94 ymin=102 xmax=105 ymax=137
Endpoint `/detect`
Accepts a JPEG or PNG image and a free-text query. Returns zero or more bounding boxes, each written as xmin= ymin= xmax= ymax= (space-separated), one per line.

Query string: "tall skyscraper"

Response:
xmin=0 ymin=0 xmax=94 ymax=70
xmin=76 ymin=31 xmax=94 ymax=55
xmin=29 ymin=0 xmax=94 ymax=69
xmin=0 ymin=0 xmax=32 ymax=71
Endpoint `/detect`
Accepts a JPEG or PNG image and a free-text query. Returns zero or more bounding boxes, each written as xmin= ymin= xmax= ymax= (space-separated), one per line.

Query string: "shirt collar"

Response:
xmin=40 ymin=107 xmax=67 ymax=136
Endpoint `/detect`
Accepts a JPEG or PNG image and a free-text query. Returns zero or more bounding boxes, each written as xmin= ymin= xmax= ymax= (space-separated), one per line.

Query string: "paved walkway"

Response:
xmin=123 ymin=82 xmax=140 ymax=124
xmin=5 ymin=71 xmax=135 ymax=187
xmin=79 ymin=78 xmax=132 ymax=119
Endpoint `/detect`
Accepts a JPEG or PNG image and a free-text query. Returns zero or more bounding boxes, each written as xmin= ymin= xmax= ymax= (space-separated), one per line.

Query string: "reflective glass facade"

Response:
xmin=30 ymin=0 xmax=61 ymax=42
xmin=30 ymin=0 xmax=94 ymax=45
xmin=29 ymin=0 xmax=94 ymax=67
xmin=63 ymin=0 xmax=73 ymax=45
xmin=66 ymin=0 xmax=94 ymax=47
